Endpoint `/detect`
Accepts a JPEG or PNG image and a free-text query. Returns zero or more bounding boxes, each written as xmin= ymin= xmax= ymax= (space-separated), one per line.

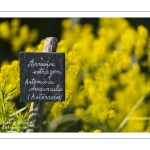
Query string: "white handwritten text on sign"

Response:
xmin=19 ymin=52 xmax=65 ymax=102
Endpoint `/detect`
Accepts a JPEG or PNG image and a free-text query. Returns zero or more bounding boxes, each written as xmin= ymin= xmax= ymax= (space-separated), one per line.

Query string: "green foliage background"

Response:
xmin=0 ymin=18 xmax=150 ymax=132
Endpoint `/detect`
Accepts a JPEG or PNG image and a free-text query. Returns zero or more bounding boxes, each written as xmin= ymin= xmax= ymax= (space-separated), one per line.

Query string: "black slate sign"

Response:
xmin=19 ymin=52 xmax=65 ymax=102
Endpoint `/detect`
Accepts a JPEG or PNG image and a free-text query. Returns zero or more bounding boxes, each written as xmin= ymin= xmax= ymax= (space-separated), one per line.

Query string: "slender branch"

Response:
xmin=115 ymin=87 xmax=150 ymax=132
xmin=129 ymin=117 xmax=150 ymax=121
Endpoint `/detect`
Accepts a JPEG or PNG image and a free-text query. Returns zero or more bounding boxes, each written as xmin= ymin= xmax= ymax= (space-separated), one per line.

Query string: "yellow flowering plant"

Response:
xmin=54 ymin=18 xmax=150 ymax=132
xmin=0 ymin=18 xmax=39 ymax=62
xmin=1 ymin=18 xmax=150 ymax=132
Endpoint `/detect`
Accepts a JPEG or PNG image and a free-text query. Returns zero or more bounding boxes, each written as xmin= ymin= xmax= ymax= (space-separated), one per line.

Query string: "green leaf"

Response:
xmin=3 ymin=80 xmax=7 ymax=88
xmin=4 ymin=87 xmax=17 ymax=101
xmin=9 ymin=104 xmax=16 ymax=111
xmin=9 ymin=105 xmax=27 ymax=118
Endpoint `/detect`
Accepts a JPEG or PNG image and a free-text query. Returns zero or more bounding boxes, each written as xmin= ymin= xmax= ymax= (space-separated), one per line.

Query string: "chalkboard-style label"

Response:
xmin=19 ymin=52 xmax=65 ymax=102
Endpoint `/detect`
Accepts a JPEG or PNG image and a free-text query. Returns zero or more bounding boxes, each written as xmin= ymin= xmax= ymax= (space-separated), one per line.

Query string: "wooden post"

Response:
xmin=26 ymin=37 xmax=58 ymax=132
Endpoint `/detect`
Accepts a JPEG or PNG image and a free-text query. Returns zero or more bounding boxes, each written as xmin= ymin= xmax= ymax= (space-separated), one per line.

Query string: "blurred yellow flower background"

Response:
xmin=1 ymin=18 xmax=150 ymax=132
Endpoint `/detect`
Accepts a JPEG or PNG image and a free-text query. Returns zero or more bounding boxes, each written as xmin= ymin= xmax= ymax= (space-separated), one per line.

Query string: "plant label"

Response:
xmin=19 ymin=52 xmax=65 ymax=102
